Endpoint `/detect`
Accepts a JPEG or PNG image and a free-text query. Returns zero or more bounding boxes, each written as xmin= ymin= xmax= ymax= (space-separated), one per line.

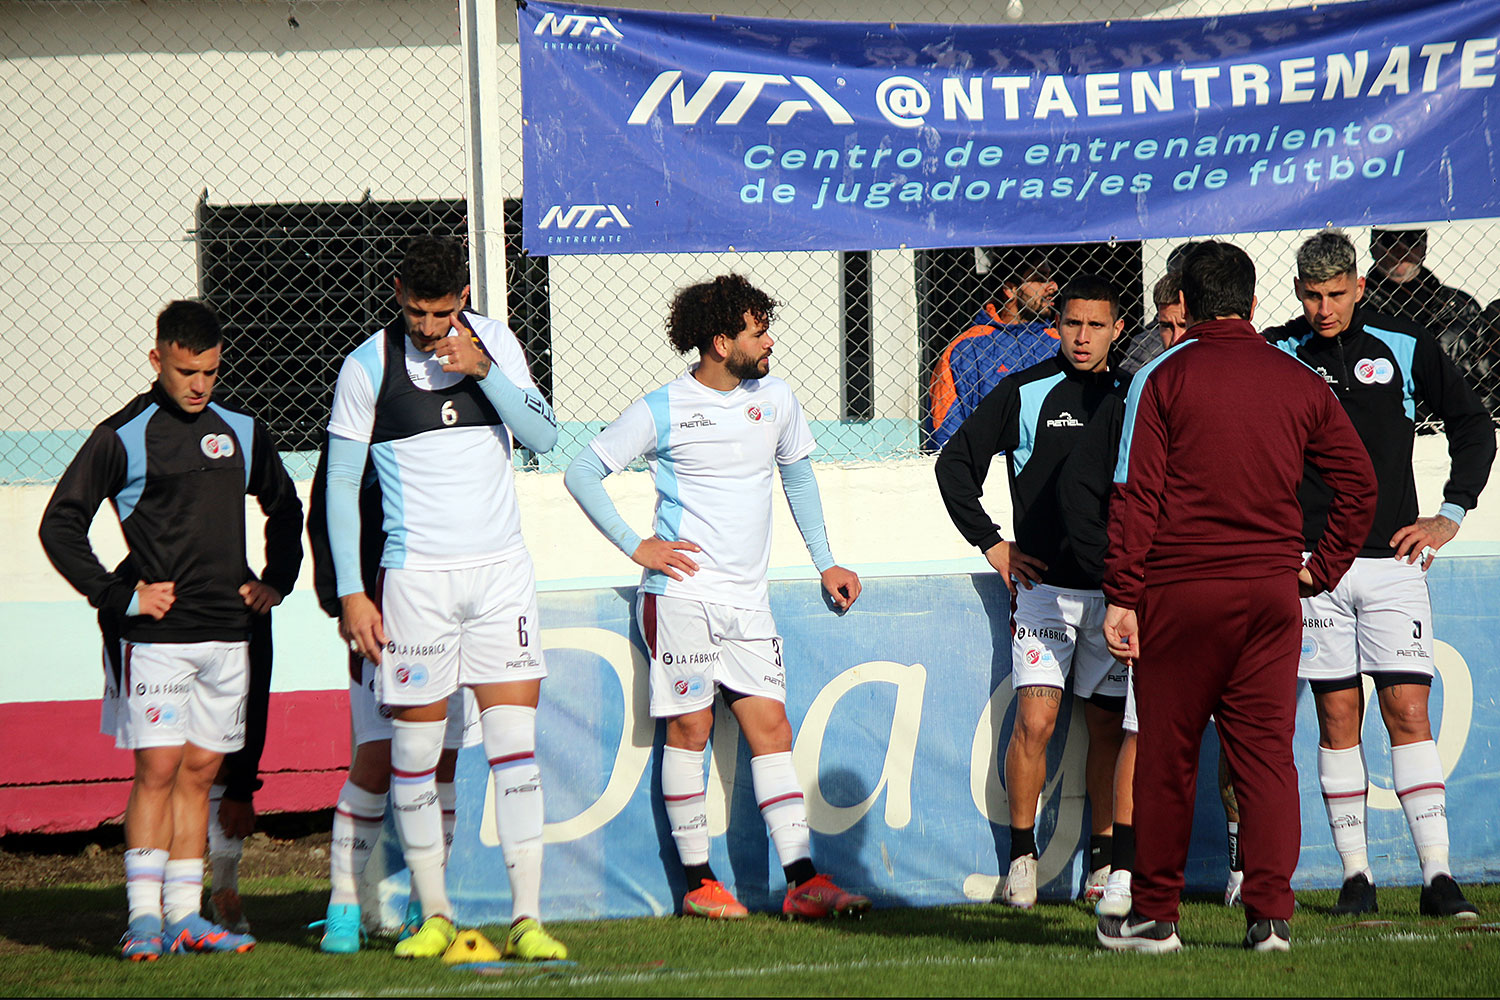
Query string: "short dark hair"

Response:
xmin=398 ymin=235 xmax=468 ymax=300
xmin=1054 ymin=273 xmax=1121 ymax=322
xmin=1152 ymin=271 xmax=1183 ymax=310
xmin=666 ymin=274 xmax=777 ymax=355
xmin=156 ymin=300 xmax=222 ymax=353
xmin=1180 ymin=241 xmax=1255 ymax=322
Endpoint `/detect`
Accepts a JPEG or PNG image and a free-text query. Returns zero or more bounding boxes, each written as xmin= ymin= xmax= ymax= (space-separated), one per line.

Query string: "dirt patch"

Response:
xmin=0 ymin=810 xmax=336 ymax=890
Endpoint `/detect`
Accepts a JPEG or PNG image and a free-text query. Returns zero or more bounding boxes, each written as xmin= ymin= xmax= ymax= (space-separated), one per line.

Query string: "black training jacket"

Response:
xmin=936 ymin=353 xmax=1127 ymax=589
xmin=1264 ymin=306 xmax=1496 ymax=557
xmin=39 ymin=383 xmax=304 ymax=643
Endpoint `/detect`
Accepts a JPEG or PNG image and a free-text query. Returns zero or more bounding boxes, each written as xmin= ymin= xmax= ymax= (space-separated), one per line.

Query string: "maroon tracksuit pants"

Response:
xmin=1131 ymin=573 xmax=1301 ymax=924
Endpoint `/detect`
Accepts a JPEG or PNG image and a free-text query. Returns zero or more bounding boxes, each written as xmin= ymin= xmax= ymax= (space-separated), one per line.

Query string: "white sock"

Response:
xmin=482 ymin=705 xmax=545 ymax=922
xmin=1392 ymin=739 xmax=1450 ymax=883
xmin=206 ymin=784 xmax=242 ymax=895
xmin=391 ymin=718 xmax=450 ymax=920
xmin=750 ymin=752 xmax=811 ymax=869
xmin=662 ymin=745 xmax=710 ymax=867
xmin=124 ymin=847 xmax=167 ymax=925
xmin=330 ymin=781 xmax=386 ymax=907
xmin=162 ymin=858 xmax=203 ymax=924
xmin=1319 ymin=744 xmax=1371 ymax=881
xmin=438 ymin=780 xmax=458 ymax=864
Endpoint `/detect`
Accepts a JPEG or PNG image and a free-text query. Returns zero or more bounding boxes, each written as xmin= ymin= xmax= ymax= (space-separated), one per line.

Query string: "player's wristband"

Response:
xmin=1437 ymin=502 xmax=1466 ymax=526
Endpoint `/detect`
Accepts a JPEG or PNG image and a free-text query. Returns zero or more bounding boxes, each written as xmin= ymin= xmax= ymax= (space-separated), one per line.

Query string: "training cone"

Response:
xmin=442 ymin=929 xmax=503 ymax=965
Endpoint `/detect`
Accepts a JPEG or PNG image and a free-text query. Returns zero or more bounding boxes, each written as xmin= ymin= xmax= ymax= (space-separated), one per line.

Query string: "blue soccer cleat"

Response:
xmin=316 ymin=902 xmax=364 ymax=954
xmin=120 ymin=915 xmax=163 ymax=961
xmin=164 ymin=912 xmax=256 ymax=954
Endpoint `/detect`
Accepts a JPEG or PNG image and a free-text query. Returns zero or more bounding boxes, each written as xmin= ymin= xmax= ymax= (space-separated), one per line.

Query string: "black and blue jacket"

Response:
xmin=40 ymin=382 xmax=304 ymax=643
xmin=1264 ymin=306 xmax=1495 ymax=557
xmin=936 ymin=353 xmax=1127 ymax=589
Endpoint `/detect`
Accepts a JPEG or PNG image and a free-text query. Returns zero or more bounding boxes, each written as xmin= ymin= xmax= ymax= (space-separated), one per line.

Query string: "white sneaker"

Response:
xmin=1083 ymin=866 xmax=1110 ymax=903
xmin=1003 ymin=854 xmax=1038 ymax=908
xmin=1224 ymin=869 xmax=1245 ymax=907
xmin=1096 ymin=869 xmax=1132 ymax=918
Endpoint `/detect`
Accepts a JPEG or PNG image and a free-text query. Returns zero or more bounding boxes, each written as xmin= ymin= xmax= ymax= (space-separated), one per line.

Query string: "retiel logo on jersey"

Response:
xmin=200 ymin=433 xmax=235 ymax=459
xmin=1354 ymin=358 xmax=1395 ymax=384
xmin=1046 ymin=411 xmax=1084 ymax=428
xmin=678 ymin=412 xmax=716 ymax=429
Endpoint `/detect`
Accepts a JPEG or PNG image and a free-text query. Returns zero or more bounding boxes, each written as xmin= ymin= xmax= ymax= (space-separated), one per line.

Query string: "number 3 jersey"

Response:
xmin=588 ymin=369 xmax=816 ymax=612
xmin=327 ymin=312 xmax=539 ymax=570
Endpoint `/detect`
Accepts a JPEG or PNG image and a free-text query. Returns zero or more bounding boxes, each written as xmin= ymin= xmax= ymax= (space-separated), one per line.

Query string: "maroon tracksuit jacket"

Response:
xmin=1104 ymin=318 xmax=1376 ymax=925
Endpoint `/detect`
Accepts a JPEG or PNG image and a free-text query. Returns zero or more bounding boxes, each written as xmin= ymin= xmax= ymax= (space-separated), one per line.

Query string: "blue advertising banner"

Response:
xmin=518 ymin=0 xmax=1500 ymax=255
xmin=364 ymin=559 xmax=1500 ymax=925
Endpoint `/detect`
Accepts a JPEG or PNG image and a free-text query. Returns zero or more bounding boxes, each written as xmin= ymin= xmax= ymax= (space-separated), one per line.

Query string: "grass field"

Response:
xmin=3 ymin=877 xmax=1499 ymax=997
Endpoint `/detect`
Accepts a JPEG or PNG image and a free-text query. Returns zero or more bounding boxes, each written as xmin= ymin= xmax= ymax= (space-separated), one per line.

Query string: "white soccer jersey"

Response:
xmin=327 ymin=312 xmax=536 ymax=570
xmin=590 ymin=368 xmax=816 ymax=611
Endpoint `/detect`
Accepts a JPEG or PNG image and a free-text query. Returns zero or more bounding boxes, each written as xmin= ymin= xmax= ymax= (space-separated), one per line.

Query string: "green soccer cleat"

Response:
xmin=503 ymin=917 xmax=569 ymax=961
xmin=393 ymin=914 xmax=457 ymax=959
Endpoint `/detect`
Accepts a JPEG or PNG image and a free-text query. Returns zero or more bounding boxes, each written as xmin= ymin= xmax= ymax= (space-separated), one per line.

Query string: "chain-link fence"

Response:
xmin=3 ymin=0 xmax=1497 ymax=483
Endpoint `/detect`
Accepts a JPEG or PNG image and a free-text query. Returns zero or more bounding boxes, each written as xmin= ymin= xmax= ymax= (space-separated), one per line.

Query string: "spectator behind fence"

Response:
xmin=926 ymin=251 xmax=1059 ymax=449
xmin=1362 ymin=229 xmax=1488 ymax=419
xmin=1470 ymin=300 xmax=1500 ymax=418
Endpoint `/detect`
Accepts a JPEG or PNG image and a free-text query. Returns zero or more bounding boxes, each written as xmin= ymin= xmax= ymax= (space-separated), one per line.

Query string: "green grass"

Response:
xmin=3 ymin=878 xmax=1499 ymax=996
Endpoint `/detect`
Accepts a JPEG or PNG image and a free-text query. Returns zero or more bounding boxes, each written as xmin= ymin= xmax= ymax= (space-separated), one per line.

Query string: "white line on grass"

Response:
xmin=306 ymin=932 xmax=1469 ymax=998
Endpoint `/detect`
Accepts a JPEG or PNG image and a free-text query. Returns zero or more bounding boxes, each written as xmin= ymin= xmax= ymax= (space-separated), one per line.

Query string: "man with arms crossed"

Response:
xmin=936 ymin=274 xmax=1130 ymax=908
xmin=565 ymin=274 xmax=870 ymax=920
xmin=327 ymin=236 xmax=564 ymax=960
xmin=1265 ymin=230 xmax=1495 ymax=918
xmin=1098 ymin=242 xmax=1376 ymax=954
xmin=40 ymin=300 xmax=303 ymax=959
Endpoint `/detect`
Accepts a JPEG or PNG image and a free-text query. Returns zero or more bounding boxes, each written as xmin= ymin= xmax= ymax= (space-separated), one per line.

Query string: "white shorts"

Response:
xmin=378 ymin=555 xmax=548 ymax=707
xmin=637 ymin=592 xmax=785 ymax=718
xmin=349 ymin=656 xmax=479 ymax=749
xmin=102 ymin=640 xmax=248 ymax=752
xmin=1298 ymin=556 xmax=1434 ymax=682
xmin=1011 ymin=584 xmax=1125 ymax=700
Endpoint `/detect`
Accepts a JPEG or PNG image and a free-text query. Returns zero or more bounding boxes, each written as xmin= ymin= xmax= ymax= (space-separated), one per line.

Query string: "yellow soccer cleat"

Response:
xmin=393 ymin=914 xmax=457 ymax=959
xmin=503 ymin=917 xmax=568 ymax=961
xmin=442 ymin=928 xmax=503 ymax=965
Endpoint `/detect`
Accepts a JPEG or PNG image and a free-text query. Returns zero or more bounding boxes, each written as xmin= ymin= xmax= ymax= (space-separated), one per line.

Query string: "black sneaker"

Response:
xmin=1419 ymin=874 xmax=1478 ymax=920
xmin=1097 ymin=911 xmax=1182 ymax=953
xmin=1243 ymin=918 xmax=1291 ymax=952
xmin=1331 ymin=872 xmax=1378 ymax=915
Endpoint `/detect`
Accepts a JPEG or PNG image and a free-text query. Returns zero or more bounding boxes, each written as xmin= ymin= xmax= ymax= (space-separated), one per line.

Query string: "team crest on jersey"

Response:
xmin=144 ymin=704 xmax=178 ymax=726
xmin=672 ymin=675 xmax=708 ymax=698
xmin=1300 ymin=637 xmax=1318 ymax=659
xmin=1353 ymin=358 xmax=1394 ymax=384
xmin=393 ymin=663 xmax=429 ymax=687
xmin=745 ymin=402 xmax=776 ymax=423
xmin=200 ymin=433 xmax=235 ymax=459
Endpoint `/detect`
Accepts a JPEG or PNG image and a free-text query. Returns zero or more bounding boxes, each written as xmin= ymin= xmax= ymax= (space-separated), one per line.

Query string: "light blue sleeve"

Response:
xmin=1438 ymin=501 xmax=1466 ymax=526
xmin=564 ymin=446 xmax=643 ymax=558
xmin=477 ymin=368 xmax=559 ymax=454
xmin=779 ymin=456 xmax=835 ymax=572
xmin=326 ymin=433 xmax=370 ymax=598
xmin=125 ymin=592 xmax=140 ymax=616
